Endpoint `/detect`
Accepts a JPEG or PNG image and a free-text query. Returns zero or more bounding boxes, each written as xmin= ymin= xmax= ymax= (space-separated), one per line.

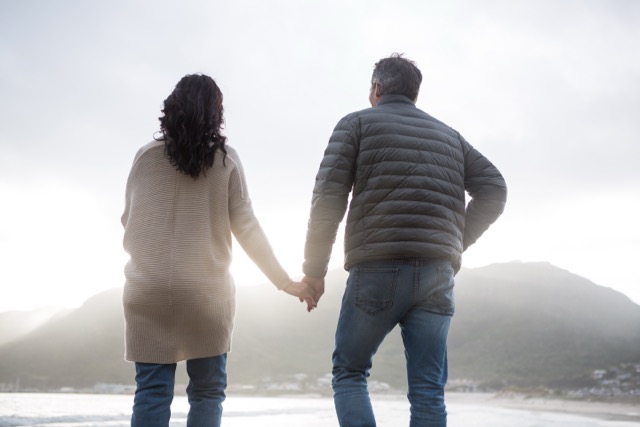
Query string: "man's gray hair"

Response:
xmin=371 ymin=53 xmax=422 ymax=101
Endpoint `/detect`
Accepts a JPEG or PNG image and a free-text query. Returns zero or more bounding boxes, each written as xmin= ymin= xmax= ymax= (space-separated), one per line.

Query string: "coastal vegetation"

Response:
xmin=1 ymin=262 xmax=639 ymax=403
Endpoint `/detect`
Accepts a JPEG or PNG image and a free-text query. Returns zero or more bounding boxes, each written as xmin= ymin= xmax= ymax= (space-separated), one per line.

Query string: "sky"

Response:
xmin=1 ymin=0 xmax=639 ymax=312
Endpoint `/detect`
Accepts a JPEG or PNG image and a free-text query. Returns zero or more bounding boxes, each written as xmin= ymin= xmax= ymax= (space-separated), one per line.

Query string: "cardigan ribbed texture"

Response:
xmin=121 ymin=140 xmax=291 ymax=363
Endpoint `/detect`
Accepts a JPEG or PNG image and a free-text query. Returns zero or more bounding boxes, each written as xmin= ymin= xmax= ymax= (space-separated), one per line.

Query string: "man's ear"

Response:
xmin=374 ymin=82 xmax=382 ymax=98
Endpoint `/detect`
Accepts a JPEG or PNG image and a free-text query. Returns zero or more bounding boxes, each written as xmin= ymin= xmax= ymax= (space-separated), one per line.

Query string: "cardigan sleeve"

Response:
xmin=228 ymin=156 xmax=292 ymax=290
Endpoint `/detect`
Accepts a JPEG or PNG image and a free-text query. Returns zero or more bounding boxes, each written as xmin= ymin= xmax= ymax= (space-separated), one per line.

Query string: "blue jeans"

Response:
xmin=132 ymin=354 xmax=227 ymax=427
xmin=332 ymin=259 xmax=454 ymax=427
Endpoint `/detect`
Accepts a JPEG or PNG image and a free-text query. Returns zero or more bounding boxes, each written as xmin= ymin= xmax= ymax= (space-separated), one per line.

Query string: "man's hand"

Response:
xmin=302 ymin=276 xmax=325 ymax=307
xmin=284 ymin=281 xmax=317 ymax=312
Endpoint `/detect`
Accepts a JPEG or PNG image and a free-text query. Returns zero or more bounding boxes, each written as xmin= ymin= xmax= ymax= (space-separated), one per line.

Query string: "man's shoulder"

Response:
xmin=345 ymin=104 xmax=457 ymax=132
xmin=339 ymin=101 xmax=435 ymax=122
xmin=339 ymin=105 xmax=376 ymax=122
xmin=333 ymin=102 xmax=464 ymax=144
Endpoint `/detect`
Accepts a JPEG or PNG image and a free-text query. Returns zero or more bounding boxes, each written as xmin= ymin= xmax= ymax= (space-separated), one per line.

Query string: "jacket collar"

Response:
xmin=376 ymin=94 xmax=416 ymax=107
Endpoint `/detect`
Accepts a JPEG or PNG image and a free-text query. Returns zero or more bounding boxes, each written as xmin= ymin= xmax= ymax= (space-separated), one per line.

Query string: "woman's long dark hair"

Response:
xmin=157 ymin=74 xmax=227 ymax=178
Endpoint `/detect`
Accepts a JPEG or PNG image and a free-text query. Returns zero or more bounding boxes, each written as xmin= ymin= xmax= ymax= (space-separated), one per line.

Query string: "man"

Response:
xmin=302 ymin=54 xmax=507 ymax=426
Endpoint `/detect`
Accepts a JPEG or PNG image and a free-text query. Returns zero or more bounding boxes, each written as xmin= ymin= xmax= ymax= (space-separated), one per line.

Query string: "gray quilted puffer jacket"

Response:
xmin=303 ymin=94 xmax=507 ymax=277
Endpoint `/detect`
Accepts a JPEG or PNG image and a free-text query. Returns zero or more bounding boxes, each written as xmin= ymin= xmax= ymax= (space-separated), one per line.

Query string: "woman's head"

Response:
xmin=158 ymin=74 xmax=227 ymax=178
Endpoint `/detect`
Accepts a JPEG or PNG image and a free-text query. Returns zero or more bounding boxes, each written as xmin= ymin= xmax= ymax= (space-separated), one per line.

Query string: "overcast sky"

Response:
xmin=1 ymin=0 xmax=639 ymax=312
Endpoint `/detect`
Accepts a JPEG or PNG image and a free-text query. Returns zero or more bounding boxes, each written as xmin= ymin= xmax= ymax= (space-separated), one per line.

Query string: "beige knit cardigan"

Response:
xmin=121 ymin=141 xmax=291 ymax=363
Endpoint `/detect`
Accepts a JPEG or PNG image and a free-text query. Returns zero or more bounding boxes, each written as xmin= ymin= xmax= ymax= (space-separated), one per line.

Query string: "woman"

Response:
xmin=121 ymin=74 xmax=315 ymax=427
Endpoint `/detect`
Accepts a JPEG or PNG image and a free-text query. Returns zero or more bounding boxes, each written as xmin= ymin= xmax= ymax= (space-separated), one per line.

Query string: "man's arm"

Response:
xmin=303 ymin=116 xmax=358 ymax=280
xmin=462 ymin=143 xmax=507 ymax=251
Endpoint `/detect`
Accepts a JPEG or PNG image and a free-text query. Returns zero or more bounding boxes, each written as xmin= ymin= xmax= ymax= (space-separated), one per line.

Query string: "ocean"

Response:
xmin=0 ymin=393 xmax=638 ymax=427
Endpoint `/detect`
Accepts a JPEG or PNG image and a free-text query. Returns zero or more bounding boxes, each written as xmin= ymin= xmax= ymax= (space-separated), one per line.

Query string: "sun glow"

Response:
xmin=0 ymin=182 xmax=126 ymax=312
xmin=229 ymin=204 xmax=345 ymax=288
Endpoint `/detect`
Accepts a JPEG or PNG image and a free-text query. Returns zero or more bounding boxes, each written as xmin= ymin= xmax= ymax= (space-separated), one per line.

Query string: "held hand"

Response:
xmin=284 ymin=281 xmax=317 ymax=312
xmin=302 ymin=276 xmax=325 ymax=307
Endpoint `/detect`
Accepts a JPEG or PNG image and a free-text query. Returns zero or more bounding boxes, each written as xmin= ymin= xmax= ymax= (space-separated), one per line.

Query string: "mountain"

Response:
xmin=0 ymin=288 xmax=129 ymax=390
xmin=449 ymin=262 xmax=640 ymax=387
xmin=0 ymin=262 xmax=639 ymax=392
xmin=0 ymin=307 xmax=69 ymax=346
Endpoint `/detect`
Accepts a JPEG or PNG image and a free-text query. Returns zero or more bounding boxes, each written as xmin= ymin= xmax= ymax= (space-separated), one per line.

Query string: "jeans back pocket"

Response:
xmin=353 ymin=267 xmax=399 ymax=315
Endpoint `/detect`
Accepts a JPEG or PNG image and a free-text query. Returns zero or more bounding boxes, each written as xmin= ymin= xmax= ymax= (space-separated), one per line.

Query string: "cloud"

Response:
xmin=1 ymin=0 xmax=639 ymax=309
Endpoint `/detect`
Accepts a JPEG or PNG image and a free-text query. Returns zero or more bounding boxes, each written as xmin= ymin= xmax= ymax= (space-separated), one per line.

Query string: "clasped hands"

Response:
xmin=284 ymin=276 xmax=325 ymax=312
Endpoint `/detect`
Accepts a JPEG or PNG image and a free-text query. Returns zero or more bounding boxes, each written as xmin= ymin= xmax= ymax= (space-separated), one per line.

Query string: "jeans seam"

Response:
xmin=414 ymin=264 xmax=419 ymax=304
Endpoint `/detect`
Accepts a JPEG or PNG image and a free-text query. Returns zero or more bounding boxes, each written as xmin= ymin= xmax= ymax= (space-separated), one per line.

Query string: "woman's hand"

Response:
xmin=284 ymin=281 xmax=317 ymax=312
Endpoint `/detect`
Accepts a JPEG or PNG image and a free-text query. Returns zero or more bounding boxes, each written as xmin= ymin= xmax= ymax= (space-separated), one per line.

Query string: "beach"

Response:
xmin=1 ymin=392 xmax=639 ymax=426
xmin=444 ymin=392 xmax=640 ymax=423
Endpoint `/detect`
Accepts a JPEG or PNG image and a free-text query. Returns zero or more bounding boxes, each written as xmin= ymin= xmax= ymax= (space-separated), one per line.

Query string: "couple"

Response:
xmin=121 ymin=54 xmax=507 ymax=427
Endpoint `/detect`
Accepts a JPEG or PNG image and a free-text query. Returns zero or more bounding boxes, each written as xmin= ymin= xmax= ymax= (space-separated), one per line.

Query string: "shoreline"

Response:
xmin=2 ymin=390 xmax=639 ymax=422
xmin=443 ymin=391 xmax=640 ymax=422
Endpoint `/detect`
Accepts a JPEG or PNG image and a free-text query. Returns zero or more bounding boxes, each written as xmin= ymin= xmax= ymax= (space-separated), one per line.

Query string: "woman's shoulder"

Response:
xmin=223 ymin=144 xmax=239 ymax=159
xmin=221 ymin=144 xmax=242 ymax=167
xmin=132 ymin=140 xmax=164 ymax=163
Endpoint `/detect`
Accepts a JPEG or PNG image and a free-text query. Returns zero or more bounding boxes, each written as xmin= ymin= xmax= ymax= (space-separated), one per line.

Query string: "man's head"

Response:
xmin=369 ymin=53 xmax=422 ymax=106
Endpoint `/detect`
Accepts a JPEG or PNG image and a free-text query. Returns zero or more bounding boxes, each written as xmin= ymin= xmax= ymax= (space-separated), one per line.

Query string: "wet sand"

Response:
xmin=445 ymin=392 xmax=640 ymax=422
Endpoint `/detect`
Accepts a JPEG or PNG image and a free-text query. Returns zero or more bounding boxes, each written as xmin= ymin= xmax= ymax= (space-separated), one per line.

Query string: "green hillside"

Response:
xmin=0 ymin=262 xmax=638 ymax=392
xmin=449 ymin=262 xmax=640 ymax=387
